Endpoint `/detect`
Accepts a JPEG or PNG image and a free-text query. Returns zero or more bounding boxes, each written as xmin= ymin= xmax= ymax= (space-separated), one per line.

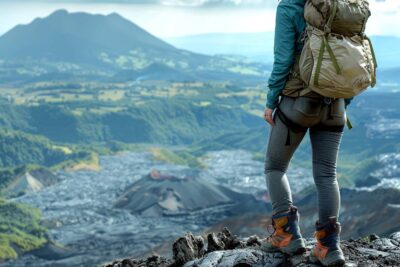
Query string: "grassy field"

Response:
xmin=0 ymin=80 xmax=266 ymax=117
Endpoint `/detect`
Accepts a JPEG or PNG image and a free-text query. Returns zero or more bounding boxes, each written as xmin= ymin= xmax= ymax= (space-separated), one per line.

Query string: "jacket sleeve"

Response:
xmin=266 ymin=4 xmax=296 ymax=109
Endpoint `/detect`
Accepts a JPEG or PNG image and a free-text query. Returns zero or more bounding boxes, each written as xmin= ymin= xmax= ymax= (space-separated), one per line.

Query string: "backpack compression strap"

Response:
xmin=364 ymin=35 xmax=378 ymax=87
xmin=314 ymin=0 xmax=341 ymax=87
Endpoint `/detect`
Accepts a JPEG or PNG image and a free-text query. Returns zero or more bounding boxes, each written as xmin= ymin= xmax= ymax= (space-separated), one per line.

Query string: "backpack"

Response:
xmin=298 ymin=0 xmax=378 ymax=98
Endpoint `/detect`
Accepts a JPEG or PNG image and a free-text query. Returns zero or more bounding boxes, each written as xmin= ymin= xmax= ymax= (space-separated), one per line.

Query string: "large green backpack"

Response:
xmin=299 ymin=0 xmax=378 ymax=98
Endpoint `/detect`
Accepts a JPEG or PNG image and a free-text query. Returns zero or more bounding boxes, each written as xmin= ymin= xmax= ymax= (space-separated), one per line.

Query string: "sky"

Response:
xmin=0 ymin=0 xmax=399 ymax=38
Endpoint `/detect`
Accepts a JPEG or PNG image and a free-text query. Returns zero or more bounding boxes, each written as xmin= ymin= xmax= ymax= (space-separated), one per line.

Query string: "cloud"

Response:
xmin=11 ymin=0 xmax=278 ymax=8
xmin=160 ymin=0 xmax=276 ymax=7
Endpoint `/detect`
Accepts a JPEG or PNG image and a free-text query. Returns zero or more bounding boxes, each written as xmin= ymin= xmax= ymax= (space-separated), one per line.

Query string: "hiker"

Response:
xmin=262 ymin=0 xmax=377 ymax=266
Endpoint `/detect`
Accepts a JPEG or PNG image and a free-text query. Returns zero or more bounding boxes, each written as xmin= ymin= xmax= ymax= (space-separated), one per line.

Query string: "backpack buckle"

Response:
xmin=324 ymin=25 xmax=331 ymax=34
xmin=323 ymin=97 xmax=332 ymax=105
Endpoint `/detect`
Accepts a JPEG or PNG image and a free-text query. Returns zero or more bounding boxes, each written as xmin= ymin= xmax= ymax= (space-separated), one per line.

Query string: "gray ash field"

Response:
xmin=1 ymin=150 xmax=399 ymax=267
xmin=0 ymin=150 xmax=272 ymax=267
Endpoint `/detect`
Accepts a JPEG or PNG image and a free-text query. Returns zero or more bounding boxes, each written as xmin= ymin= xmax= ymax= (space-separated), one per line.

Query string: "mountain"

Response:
xmin=0 ymin=9 xmax=175 ymax=65
xmin=114 ymin=170 xmax=264 ymax=216
xmin=0 ymin=10 xmax=267 ymax=83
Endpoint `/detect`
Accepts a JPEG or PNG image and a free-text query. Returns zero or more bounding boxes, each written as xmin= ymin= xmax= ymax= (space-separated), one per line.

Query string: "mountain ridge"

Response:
xmin=0 ymin=9 xmax=267 ymax=83
xmin=0 ymin=9 xmax=177 ymax=65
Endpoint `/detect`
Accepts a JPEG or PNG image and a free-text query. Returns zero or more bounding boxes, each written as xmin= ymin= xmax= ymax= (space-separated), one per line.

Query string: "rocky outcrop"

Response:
xmin=5 ymin=167 xmax=59 ymax=198
xmin=103 ymin=227 xmax=400 ymax=267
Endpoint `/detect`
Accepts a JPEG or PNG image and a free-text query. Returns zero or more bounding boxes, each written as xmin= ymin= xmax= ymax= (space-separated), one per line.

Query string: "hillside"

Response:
xmin=0 ymin=128 xmax=98 ymax=197
xmin=0 ymin=99 xmax=262 ymax=145
xmin=0 ymin=198 xmax=48 ymax=261
xmin=0 ymin=129 xmax=71 ymax=168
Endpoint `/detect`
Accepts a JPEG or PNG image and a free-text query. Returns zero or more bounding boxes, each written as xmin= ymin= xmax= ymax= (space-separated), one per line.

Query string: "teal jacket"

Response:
xmin=266 ymin=0 xmax=353 ymax=109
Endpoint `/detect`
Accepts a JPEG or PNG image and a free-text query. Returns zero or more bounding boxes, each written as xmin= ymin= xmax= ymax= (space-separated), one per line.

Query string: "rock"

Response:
xmin=102 ymin=255 xmax=172 ymax=267
xmin=356 ymin=247 xmax=390 ymax=258
xmin=103 ymin=227 xmax=400 ymax=267
xmin=206 ymin=227 xmax=244 ymax=252
xmin=121 ymin=259 xmax=135 ymax=267
xmin=389 ymin=232 xmax=400 ymax=243
xmin=245 ymin=235 xmax=261 ymax=247
xmin=369 ymin=234 xmax=380 ymax=241
xmin=372 ymin=238 xmax=398 ymax=251
xmin=172 ymin=232 xmax=205 ymax=265
xmin=183 ymin=249 xmax=262 ymax=267
xmin=289 ymin=253 xmax=308 ymax=266
xmin=207 ymin=233 xmax=225 ymax=252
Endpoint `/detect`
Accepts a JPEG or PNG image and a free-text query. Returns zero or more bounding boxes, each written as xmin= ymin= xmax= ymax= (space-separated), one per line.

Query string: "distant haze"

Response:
xmin=0 ymin=2 xmax=276 ymax=38
xmin=0 ymin=0 xmax=400 ymax=38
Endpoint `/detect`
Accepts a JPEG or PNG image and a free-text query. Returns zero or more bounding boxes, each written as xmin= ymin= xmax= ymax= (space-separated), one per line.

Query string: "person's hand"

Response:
xmin=264 ymin=108 xmax=275 ymax=126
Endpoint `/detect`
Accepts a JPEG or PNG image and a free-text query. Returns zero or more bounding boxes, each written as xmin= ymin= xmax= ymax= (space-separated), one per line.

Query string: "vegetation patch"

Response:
xmin=0 ymin=199 xmax=47 ymax=261
xmin=0 ymin=129 xmax=81 ymax=169
xmin=62 ymin=152 xmax=100 ymax=172
xmin=147 ymin=147 xmax=204 ymax=168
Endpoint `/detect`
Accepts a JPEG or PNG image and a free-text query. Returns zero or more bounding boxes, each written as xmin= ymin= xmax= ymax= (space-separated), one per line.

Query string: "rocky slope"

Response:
xmin=114 ymin=170 xmax=266 ymax=216
xmin=4 ymin=167 xmax=59 ymax=198
xmin=103 ymin=227 xmax=400 ymax=267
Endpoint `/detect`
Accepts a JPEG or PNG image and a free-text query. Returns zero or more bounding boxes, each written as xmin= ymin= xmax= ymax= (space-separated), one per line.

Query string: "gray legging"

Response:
xmin=264 ymin=95 xmax=346 ymax=224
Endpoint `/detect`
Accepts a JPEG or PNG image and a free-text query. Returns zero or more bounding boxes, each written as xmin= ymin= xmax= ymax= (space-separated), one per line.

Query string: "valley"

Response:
xmin=0 ymin=8 xmax=399 ymax=267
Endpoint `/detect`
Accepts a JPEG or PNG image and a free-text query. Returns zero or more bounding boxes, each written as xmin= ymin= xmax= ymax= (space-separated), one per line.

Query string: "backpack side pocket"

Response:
xmin=293 ymin=97 xmax=322 ymax=117
xmin=299 ymin=37 xmax=314 ymax=87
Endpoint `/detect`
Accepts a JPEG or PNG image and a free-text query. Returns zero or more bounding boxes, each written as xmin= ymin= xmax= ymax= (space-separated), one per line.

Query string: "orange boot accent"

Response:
xmin=310 ymin=218 xmax=345 ymax=266
xmin=313 ymin=240 xmax=329 ymax=260
xmin=266 ymin=216 xmax=293 ymax=248
xmin=268 ymin=228 xmax=292 ymax=247
xmin=313 ymin=228 xmax=329 ymax=260
xmin=262 ymin=207 xmax=306 ymax=255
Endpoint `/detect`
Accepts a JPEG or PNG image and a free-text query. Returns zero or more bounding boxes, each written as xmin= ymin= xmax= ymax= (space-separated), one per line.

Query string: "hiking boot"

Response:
xmin=309 ymin=217 xmax=345 ymax=267
xmin=260 ymin=206 xmax=306 ymax=255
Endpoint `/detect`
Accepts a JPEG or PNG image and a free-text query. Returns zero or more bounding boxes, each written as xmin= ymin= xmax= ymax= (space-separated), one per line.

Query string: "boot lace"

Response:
xmin=266 ymin=221 xmax=276 ymax=241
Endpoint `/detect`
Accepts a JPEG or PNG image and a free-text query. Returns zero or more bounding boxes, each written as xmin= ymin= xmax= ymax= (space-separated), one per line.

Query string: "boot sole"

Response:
xmin=280 ymin=238 xmax=306 ymax=255
xmin=309 ymin=250 xmax=345 ymax=267
xmin=260 ymin=238 xmax=306 ymax=255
